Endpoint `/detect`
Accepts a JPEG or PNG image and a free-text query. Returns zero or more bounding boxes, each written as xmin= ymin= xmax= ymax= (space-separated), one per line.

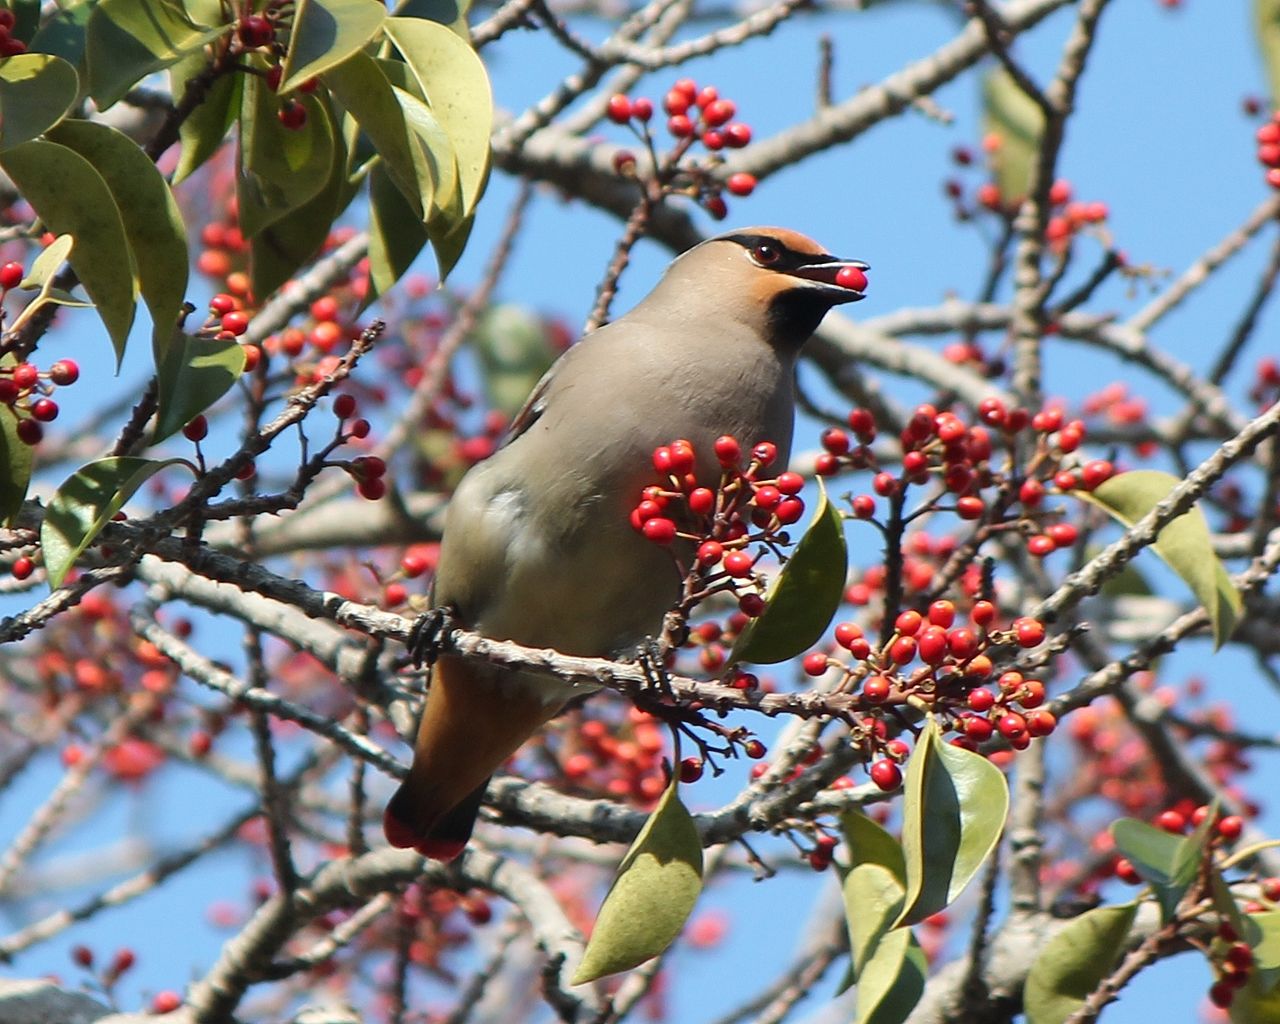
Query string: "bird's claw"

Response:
xmin=407 ymin=607 xmax=454 ymax=667
xmin=636 ymin=639 xmax=676 ymax=702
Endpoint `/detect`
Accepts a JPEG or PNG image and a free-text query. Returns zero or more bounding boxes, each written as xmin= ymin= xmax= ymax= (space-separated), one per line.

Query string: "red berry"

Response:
xmin=265 ymin=65 xmax=283 ymax=91
xmin=723 ymin=551 xmax=753 ymax=577
xmin=964 ymin=716 xmax=994 ymax=741
xmin=970 ymin=600 xmax=996 ymax=626
xmin=642 ymin=517 xmax=677 ymax=544
xmin=1019 ymin=479 xmax=1045 ymax=506
xmin=917 ymin=626 xmax=948 ymax=664
xmin=948 ymin=628 xmax=979 ymax=659
xmin=12 ymin=362 xmax=37 ymax=390
xmin=1080 ymin=460 xmax=1114 ymax=490
xmin=30 ymin=397 xmax=58 ymax=422
xmin=632 ymin=97 xmax=653 ymax=121
xmin=863 ymin=676 xmax=890 ymax=702
xmin=726 ymin=172 xmax=756 ymax=197
xmin=606 ymin=94 xmax=633 ymax=124
xmin=928 ymin=600 xmax=956 ymax=628
xmin=238 ymin=14 xmax=274 ymax=48
xmin=852 ymin=495 xmax=875 ymax=518
xmin=221 ymin=311 xmax=250 ymax=336
xmin=834 ymin=622 xmax=863 ymax=649
xmin=870 ymin=760 xmax=902 ymax=790
xmin=1047 ymin=522 xmax=1078 ymax=547
xmin=209 ymin=293 xmax=237 ymax=316
xmin=183 ymin=415 xmax=208 ymax=442
xmin=803 ymin=652 xmax=829 ymax=676
xmin=152 ymin=991 xmax=182 ymax=1013
xmin=847 ymin=408 xmax=876 ymax=438
xmin=956 ymin=495 xmax=985 ymax=520
xmin=278 ymin=101 xmax=307 ymax=130
xmin=872 ymin=472 xmax=898 ymax=496
xmin=703 ymin=98 xmax=736 ymax=126
xmin=357 ymin=477 xmax=386 ymax=500
xmin=723 ymin=122 xmax=752 ymax=147
xmin=889 ymin=635 xmax=916 ymax=664
xmin=11 ymin=555 xmax=32 ymax=580
xmin=835 ymin=266 xmax=868 ymax=292
xmin=997 ymin=713 xmax=1026 ymax=739
xmin=71 ymin=944 xmax=94 ymax=968
xmin=1013 ymin=617 xmax=1046 ymax=648
xmin=744 ymin=739 xmax=766 ymax=759
xmin=673 ymin=78 xmax=697 ymax=100
xmin=1027 ymin=534 xmax=1056 ymax=557
xmin=1115 ymin=857 xmax=1141 ymax=884
xmin=752 ymin=441 xmax=777 ymax=466
xmin=679 ymin=757 xmax=704 ymax=783
xmin=0 ymin=261 xmax=23 ymax=289
xmin=967 ymin=688 xmax=995 ymax=712
xmin=15 ymin=418 xmax=41 ymax=445
xmin=738 ymin=592 xmax=765 ymax=616
xmin=1025 ymin=710 xmax=1056 ymax=737
xmin=333 ymin=393 xmax=357 ymax=419
xmin=668 ymin=114 xmax=694 ymax=137
xmin=696 ymin=540 xmax=723 ymax=565
xmin=713 ymin=434 xmax=741 ymax=466
xmin=1154 ymin=810 xmax=1186 ymax=833
xmin=1217 ymin=815 xmax=1244 ymax=840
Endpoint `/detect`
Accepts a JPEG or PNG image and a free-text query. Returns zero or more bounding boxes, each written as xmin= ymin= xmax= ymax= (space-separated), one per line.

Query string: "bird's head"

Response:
xmin=657 ymin=226 xmax=869 ymax=348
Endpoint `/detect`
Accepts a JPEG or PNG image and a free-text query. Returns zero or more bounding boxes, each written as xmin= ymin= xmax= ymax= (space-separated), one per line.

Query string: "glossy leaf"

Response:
xmin=325 ymin=52 xmax=439 ymax=222
xmin=845 ymin=864 xmax=906 ymax=983
xmin=843 ymin=809 xmax=906 ymax=880
xmin=42 ymin=458 xmax=180 ymax=587
xmin=395 ymin=85 xmax=457 ymax=219
xmin=237 ymin=74 xmax=336 ymax=238
xmin=85 ymin=0 xmax=225 ymax=110
xmin=383 ymin=15 xmax=492 ymax=215
xmin=1110 ymin=808 xmax=1213 ymax=923
xmin=0 ymin=140 xmax=136 ymax=362
xmin=46 ymin=121 xmax=188 ymax=341
xmin=897 ymin=719 xmax=1009 ymax=927
xmin=367 ymin=161 xmax=429 ymax=304
xmin=0 ymin=54 xmax=78 ymax=152
xmin=1257 ymin=0 xmax=1280 ymax=107
xmin=1080 ymin=470 xmax=1241 ymax=648
xmin=862 ymin=936 xmax=926 ymax=1024
xmin=278 ymin=0 xmax=386 ymax=94
xmin=429 ymin=209 xmax=474 ymax=281
xmin=395 ymin=0 xmax=473 ymax=37
xmin=0 ymin=404 xmax=32 ymax=526
xmin=249 ymin=112 xmax=351 ymax=300
xmin=171 ymin=53 xmax=243 ymax=184
xmin=1024 ymin=903 xmax=1137 ymax=1024
xmin=731 ymin=481 xmax=848 ymax=665
xmin=981 ymin=67 xmax=1042 ymax=203
xmin=29 ymin=0 xmax=92 ymax=67
xmin=152 ymin=330 xmax=246 ymax=443
xmin=572 ymin=778 xmax=703 ymax=983
xmin=20 ymin=234 xmax=74 ymax=290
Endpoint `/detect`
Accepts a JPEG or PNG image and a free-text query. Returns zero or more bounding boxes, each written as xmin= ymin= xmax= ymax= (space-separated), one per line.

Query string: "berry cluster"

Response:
xmin=554 ymin=706 xmax=669 ymax=806
xmin=631 ymin=435 xmax=805 ymax=621
xmin=1255 ymin=110 xmax=1280 ymax=190
xmin=233 ymin=3 xmax=319 ymax=129
xmin=606 ymin=79 xmax=758 ymax=221
xmin=0 ymin=9 xmax=26 ymax=57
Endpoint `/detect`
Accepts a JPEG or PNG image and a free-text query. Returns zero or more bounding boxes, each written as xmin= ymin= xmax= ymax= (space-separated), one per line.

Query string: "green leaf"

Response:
xmin=248 ymin=108 xmax=351 ymax=300
xmin=469 ymin=304 xmax=560 ymax=418
xmin=1023 ymin=903 xmax=1137 ymax=1024
xmin=1109 ymin=808 xmax=1213 ymax=923
xmin=0 ymin=140 xmax=137 ymax=362
xmin=278 ymin=0 xmax=387 ymax=95
xmin=0 ymin=403 xmax=32 ymax=526
xmin=842 ymin=810 xmax=906 ymax=881
xmin=41 ymin=457 xmax=181 ymax=587
xmin=1257 ymin=0 xmax=1280 ymax=108
xmin=152 ymin=330 xmax=246 ymax=443
xmin=572 ymin=778 xmax=703 ymax=983
xmin=383 ymin=15 xmax=491 ymax=215
xmin=325 ymin=51 xmax=428 ymax=219
xmin=845 ymin=864 xmax=906 ymax=981
xmin=1231 ymin=971 xmax=1280 ymax=1024
xmin=394 ymin=0 xmax=473 ymax=37
xmin=0 ymin=53 xmax=78 ymax=152
xmin=29 ymin=1 xmax=94 ymax=68
xmin=46 ymin=121 xmax=188 ymax=342
xmin=85 ymin=0 xmax=225 ymax=111
xmin=731 ymin=481 xmax=848 ymax=665
xmin=862 ymin=937 xmax=926 ymax=1024
xmin=897 ymin=719 xmax=1009 ymax=927
xmin=367 ymin=160 xmax=429 ymax=303
xmin=981 ymin=66 xmax=1042 ymax=203
xmin=20 ymin=234 xmax=74 ymax=290
xmin=237 ymin=72 xmax=336 ymax=238
xmin=428 ymin=208 xmax=473 ymax=281
xmin=394 ymin=84 xmax=456 ymax=218
xmin=1080 ymin=470 xmax=1242 ymax=648
xmin=171 ymin=52 xmax=242 ymax=184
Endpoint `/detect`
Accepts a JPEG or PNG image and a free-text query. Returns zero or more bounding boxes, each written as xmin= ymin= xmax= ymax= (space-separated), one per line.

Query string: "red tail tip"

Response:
xmin=416 ymin=837 xmax=467 ymax=862
xmin=383 ymin=806 xmax=420 ymax=850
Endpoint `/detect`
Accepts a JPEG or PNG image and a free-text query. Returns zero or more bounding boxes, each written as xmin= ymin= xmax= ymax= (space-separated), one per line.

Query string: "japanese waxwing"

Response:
xmin=384 ymin=227 xmax=869 ymax=860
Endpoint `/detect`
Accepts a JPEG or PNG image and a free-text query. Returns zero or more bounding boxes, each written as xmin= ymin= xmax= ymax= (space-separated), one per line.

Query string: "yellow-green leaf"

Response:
xmin=1079 ymin=469 xmax=1242 ymax=648
xmin=41 ymin=457 xmax=181 ymax=587
xmin=429 ymin=207 xmax=473 ymax=281
xmin=85 ymin=0 xmax=226 ymax=110
xmin=46 ymin=121 xmax=188 ymax=342
xmin=731 ymin=480 xmax=847 ymax=665
xmin=0 ymin=402 xmax=32 ymax=526
xmin=897 ymin=719 xmax=1008 ymax=927
xmin=171 ymin=53 xmax=242 ymax=184
xmin=0 ymin=53 xmax=78 ymax=152
xmin=19 ymin=234 xmax=74 ymax=291
xmin=1257 ymin=0 xmax=1280 ymax=108
xmin=1110 ymin=803 xmax=1214 ymax=924
xmin=1024 ymin=903 xmax=1137 ymax=1024
xmin=394 ymin=85 xmax=456 ymax=219
xmin=572 ymin=779 xmax=703 ymax=983
xmin=29 ymin=1 xmax=93 ymax=68
xmin=237 ymin=73 xmax=336 ymax=238
xmin=0 ymin=140 xmax=137 ymax=362
xmin=325 ymin=52 xmax=429 ymax=220
xmin=981 ymin=66 xmax=1042 ymax=204
xmin=152 ymin=330 xmax=246 ymax=443
xmin=859 ymin=932 xmax=926 ymax=1024
xmin=367 ymin=161 xmax=429 ymax=304
xmin=394 ymin=0 xmax=473 ymax=37
xmin=383 ymin=15 xmax=491 ymax=215
xmin=279 ymin=0 xmax=387 ymax=94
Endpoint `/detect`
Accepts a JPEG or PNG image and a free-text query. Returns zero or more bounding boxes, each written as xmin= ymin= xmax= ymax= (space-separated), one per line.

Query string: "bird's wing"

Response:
xmin=501 ymin=359 xmax=558 ymax=446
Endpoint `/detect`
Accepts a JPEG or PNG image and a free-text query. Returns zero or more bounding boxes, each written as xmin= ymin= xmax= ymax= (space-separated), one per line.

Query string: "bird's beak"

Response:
xmin=786 ymin=257 xmax=870 ymax=304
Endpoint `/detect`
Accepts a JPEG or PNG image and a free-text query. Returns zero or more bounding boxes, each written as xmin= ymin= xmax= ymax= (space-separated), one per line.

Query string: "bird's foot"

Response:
xmin=636 ymin=639 xmax=677 ymax=703
xmin=407 ymin=606 xmax=456 ymax=667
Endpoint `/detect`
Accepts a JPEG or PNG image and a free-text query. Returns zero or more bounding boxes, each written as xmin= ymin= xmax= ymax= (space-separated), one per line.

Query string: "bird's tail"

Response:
xmin=384 ymin=654 xmax=560 ymax=861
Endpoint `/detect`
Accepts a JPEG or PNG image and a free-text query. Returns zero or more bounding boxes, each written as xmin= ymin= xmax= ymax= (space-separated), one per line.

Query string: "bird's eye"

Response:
xmin=753 ymin=243 xmax=781 ymax=266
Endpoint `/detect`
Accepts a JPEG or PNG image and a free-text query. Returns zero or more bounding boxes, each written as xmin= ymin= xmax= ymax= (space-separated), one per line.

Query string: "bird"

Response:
xmin=383 ymin=226 xmax=869 ymax=861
